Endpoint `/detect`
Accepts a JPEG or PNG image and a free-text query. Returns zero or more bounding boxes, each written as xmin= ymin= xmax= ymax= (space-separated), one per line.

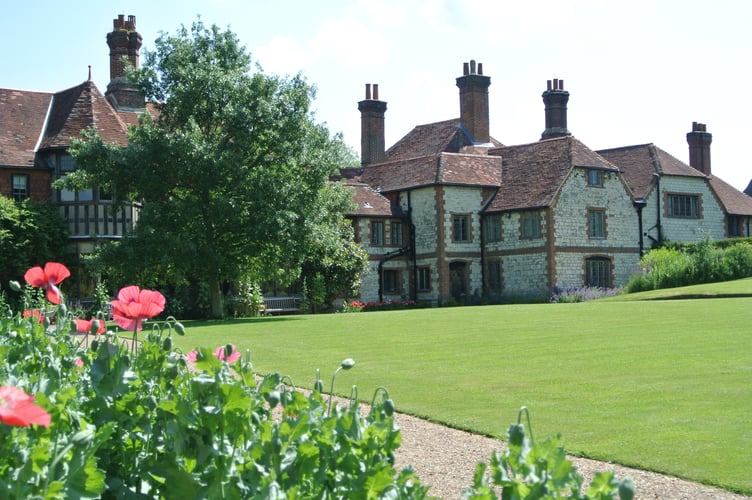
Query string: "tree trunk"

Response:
xmin=209 ymin=276 xmax=224 ymax=318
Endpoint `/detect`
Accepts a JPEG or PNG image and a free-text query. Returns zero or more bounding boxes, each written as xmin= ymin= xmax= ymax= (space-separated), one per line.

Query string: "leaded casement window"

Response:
xmin=485 ymin=214 xmax=502 ymax=243
xmin=383 ymin=269 xmax=400 ymax=293
xmin=587 ymin=169 xmax=604 ymax=187
xmin=391 ymin=221 xmax=404 ymax=247
xmin=12 ymin=174 xmax=29 ymax=202
xmin=521 ymin=212 xmax=541 ymax=239
xmin=585 ymin=257 xmax=612 ymax=288
xmin=418 ymin=267 xmax=431 ymax=292
xmin=371 ymin=221 xmax=384 ymax=246
xmin=588 ymin=209 xmax=606 ymax=239
xmin=487 ymin=260 xmax=502 ymax=293
xmin=452 ymin=214 xmax=470 ymax=242
xmin=667 ymin=194 xmax=700 ymax=218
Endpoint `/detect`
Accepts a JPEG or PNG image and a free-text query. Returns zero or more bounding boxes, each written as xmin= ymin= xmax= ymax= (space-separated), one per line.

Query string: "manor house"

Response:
xmin=342 ymin=61 xmax=752 ymax=305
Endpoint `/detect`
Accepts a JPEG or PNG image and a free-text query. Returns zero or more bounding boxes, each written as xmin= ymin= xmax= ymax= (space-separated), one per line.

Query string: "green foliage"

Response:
xmin=0 ymin=300 xmax=428 ymax=498
xmin=0 ymin=197 xmax=70 ymax=295
xmin=626 ymin=238 xmax=752 ymax=292
xmin=227 ymin=280 xmax=265 ymax=317
xmin=67 ymin=19 xmax=358 ymax=318
xmin=464 ymin=411 xmax=634 ymax=499
xmin=174 ymin=295 xmax=752 ymax=494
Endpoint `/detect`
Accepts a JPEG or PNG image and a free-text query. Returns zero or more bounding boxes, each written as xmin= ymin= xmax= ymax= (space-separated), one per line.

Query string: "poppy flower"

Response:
xmin=0 ymin=386 xmax=51 ymax=428
xmin=75 ymin=318 xmax=105 ymax=335
xmin=185 ymin=350 xmax=199 ymax=362
xmin=24 ymin=262 xmax=71 ymax=305
xmin=23 ymin=310 xmax=44 ymax=324
xmin=110 ymin=286 xmax=166 ymax=332
xmin=214 ymin=344 xmax=241 ymax=363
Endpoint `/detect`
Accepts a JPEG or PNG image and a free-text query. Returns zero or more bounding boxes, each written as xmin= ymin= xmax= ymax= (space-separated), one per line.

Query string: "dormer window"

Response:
xmin=587 ymin=169 xmax=604 ymax=187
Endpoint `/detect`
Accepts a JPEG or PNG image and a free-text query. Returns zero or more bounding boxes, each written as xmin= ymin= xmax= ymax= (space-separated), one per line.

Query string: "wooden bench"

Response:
xmin=263 ymin=296 xmax=303 ymax=315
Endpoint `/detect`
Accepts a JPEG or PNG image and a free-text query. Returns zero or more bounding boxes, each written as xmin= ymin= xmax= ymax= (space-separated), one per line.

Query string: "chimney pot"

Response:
xmin=365 ymin=83 xmax=371 ymax=100
xmin=547 ymin=80 xmax=552 ymax=91
xmin=478 ymin=62 xmax=483 ymax=75
xmin=373 ymin=83 xmax=379 ymax=100
xmin=463 ymin=62 xmax=469 ymax=75
xmin=470 ymin=60 xmax=477 ymax=74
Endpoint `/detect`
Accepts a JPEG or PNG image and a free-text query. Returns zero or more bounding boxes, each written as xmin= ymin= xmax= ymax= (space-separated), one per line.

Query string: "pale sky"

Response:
xmin=3 ymin=0 xmax=751 ymax=191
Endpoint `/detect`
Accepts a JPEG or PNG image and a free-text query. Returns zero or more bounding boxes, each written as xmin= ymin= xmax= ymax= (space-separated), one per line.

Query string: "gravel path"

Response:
xmin=392 ymin=411 xmax=749 ymax=499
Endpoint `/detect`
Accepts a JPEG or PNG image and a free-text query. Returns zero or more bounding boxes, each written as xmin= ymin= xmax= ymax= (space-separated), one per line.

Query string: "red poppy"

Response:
xmin=214 ymin=345 xmax=241 ymax=363
xmin=23 ymin=310 xmax=44 ymax=324
xmin=110 ymin=286 xmax=166 ymax=332
xmin=75 ymin=318 xmax=105 ymax=335
xmin=24 ymin=262 xmax=71 ymax=305
xmin=0 ymin=386 xmax=51 ymax=428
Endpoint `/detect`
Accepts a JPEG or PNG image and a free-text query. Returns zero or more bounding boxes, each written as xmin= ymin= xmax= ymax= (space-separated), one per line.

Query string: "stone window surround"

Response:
xmin=665 ymin=191 xmax=703 ymax=219
xmin=587 ymin=207 xmax=607 ymax=239
xmin=451 ymin=213 xmax=472 ymax=243
xmin=520 ymin=211 xmax=542 ymax=239
xmin=584 ymin=255 xmax=613 ymax=288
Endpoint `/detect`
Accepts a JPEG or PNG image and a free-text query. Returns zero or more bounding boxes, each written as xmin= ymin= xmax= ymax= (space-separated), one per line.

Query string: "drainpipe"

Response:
xmin=633 ymin=198 xmax=647 ymax=257
xmin=653 ymin=173 xmax=663 ymax=246
xmin=479 ymin=213 xmax=486 ymax=293
xmin=407 ymin=191 xmax=417 ymax=301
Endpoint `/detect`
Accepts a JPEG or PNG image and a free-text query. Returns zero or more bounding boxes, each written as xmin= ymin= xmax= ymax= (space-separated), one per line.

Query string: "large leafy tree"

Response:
xmin=67 ymin=21 xmax=357 ymax=317
xmin=0 ymin=196 xmax=70 ymax=291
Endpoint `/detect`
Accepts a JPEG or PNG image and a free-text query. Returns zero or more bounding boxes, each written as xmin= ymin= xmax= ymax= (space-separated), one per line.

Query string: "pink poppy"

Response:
xmin=23 ymin=310 xmax=44 ymax=324
xmin=185 ymin=350 xmax=198 ymax=362
xmin=214 ymin=345 xmax=241 ymax=363
xmin=110 ymin=286 xmax=166 ymax=332
xmin=24 ymin=262 xmax=71 ymax=305
xmin=0 ymin=386 xmax=51 ymax=428
xmin=75 ymin=358 xmax=84 ymax=368
xmin=75 ymin=318 xmax=105 ymax=335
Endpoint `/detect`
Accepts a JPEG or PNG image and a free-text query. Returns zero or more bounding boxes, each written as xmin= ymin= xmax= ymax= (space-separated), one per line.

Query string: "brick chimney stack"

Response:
xmin=105 ymin=14 xmax=144 ymax=110
xmin=456 ymin=60 xmax=491 ymax=143
xmin=687 ymin=122 xmax=712 ymax=175
xmin=540 ymin=78 xmax=571 ymax=140
xmin=358 ymin=83 xmax=387 ymax=166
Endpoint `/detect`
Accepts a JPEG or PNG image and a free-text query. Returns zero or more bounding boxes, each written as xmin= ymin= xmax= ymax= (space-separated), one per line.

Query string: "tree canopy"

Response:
xmin=67 ymin=20 xmax=360 ymax=317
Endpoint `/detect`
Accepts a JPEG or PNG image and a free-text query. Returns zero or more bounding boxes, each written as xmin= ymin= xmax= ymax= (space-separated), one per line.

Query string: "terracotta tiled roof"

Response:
xmin=0 ymin=88 xmax=52 ymax=167
xmin=708 ymin=175 xmax=752 ymax=216
xmin=344 ymin=182 xmax=395 ymax=216
xmin=486 ymin=136 xmax=618 ymax=212
xmin=598 ymin=144 xmax=705 ymax=199
xmin=385 ymin=118 xmax=502 ymax=161
xmin=40 ymin=80 xmax=130 ymax=150
xmin=358 ymin=152 xmax=502 ymax=193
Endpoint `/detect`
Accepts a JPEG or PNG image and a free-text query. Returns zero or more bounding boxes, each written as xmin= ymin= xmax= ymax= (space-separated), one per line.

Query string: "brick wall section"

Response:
xmin=0 ymin=169 xmax=52 ymax=201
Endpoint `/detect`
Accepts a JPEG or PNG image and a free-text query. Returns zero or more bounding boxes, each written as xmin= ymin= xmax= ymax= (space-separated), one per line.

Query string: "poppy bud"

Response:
xmin=90 ymin=320 xmax=101 ymax=335
xmin=174 ymin=321 xmax=186 ymax=336
xmin=162 ymin=336 xmax=172 ymax=351
xmin=267 ymin=390 xmax=281 ymax=408
xmin=225 ymin=344 xmax=233 ymax=359
xmin=8 ymin=281 xmax=22 ymax=292
xmin=90 ymin=339 xmax=99 ymax=352
xmin=383 ymin=399 xmax=395 ymax=416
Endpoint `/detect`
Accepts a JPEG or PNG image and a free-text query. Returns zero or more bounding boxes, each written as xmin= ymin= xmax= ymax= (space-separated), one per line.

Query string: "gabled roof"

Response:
xmin=40 ymin=80 xmax=130 ymax=150
xmin=0 ymin=88 xmax=52 ymax=167
xmin=597 ymin=143 xmax=704 ymax=199
xmin=485 ymin=136 xmax=619 ymax=212
xmin=385 ymin=118 xmax=502 ymax=161
xmin=708 ymin=175 xmax=752 ymax=216
xmin=0 ymin=80 xmax=150 ymax=169
xmin=344 ymin=182 xmax=395 ymax=217
xmin=358 ymin=152 xmax=502 ymax=193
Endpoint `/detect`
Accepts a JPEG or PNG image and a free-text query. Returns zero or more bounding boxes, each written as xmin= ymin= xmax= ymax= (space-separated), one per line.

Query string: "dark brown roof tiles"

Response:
xmin=345 ymin=182 xmax=395 ymax=216
xmin=0 ymin=89 xmax=52 ymax=167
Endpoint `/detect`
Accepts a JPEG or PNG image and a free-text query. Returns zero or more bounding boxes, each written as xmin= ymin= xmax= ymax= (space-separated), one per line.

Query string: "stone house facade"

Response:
xmin=344 ymin=64 xmax=752 ymax=304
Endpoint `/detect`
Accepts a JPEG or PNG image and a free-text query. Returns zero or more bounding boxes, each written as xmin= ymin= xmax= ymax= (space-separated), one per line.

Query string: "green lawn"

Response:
xmin=170 ymin=280 xmax=752 ymax=494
